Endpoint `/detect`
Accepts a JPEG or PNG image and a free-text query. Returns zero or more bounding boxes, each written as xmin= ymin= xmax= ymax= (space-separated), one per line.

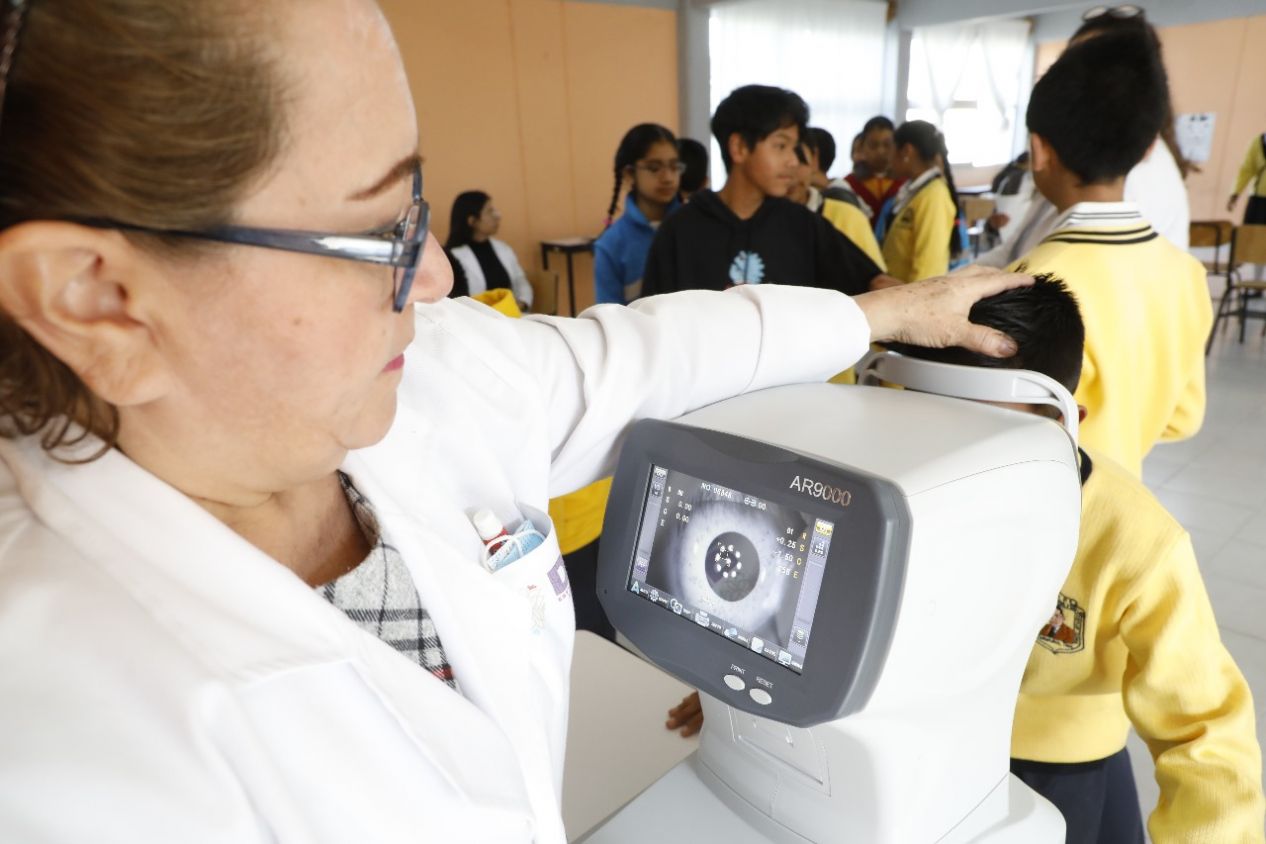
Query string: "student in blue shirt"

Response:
xmin=594 ymin=124 xmax=684 ymax=305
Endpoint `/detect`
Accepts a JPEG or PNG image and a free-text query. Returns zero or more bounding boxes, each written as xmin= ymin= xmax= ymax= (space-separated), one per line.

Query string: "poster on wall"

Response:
xmin=1175 ymin=112 xmax=1216 ymax=163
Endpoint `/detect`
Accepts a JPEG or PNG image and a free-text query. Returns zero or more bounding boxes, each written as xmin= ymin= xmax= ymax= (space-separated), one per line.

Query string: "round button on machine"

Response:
xmin=723 ymin=674 xmax=746 ymax=692
xmin=749 ymin=688 xmax=772 ymax=706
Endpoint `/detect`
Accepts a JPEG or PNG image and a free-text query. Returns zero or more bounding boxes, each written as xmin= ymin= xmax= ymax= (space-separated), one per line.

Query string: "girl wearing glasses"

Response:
xmin=0 ymin=1 xmax=1031 ymax=841
xmin=594 ymin=123 xmax=684 ymax=306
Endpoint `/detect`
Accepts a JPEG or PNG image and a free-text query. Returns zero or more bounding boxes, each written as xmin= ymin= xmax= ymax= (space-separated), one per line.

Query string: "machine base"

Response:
xmin=578 ymin=753 xmax=1064 ymax=844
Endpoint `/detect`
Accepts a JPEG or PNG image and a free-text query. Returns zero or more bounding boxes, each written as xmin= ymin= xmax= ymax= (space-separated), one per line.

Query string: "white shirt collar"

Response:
xmin=1052 ymin=200 xmax=1145 ymax=231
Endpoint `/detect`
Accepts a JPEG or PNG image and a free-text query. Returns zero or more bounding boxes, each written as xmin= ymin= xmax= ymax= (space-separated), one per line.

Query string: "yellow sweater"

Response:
xmin=1012 ymin=448 xmax=1264 ymax=842
xmin=1233 ymin=134 xmax=1266 ymax=198
xmin=1009 ymin=203 xmax=1211 ymax=477
xmin=821 ymin=198 xmax=887 ymax=271
xmin=881 ymin=174 xmax=955 ymax=283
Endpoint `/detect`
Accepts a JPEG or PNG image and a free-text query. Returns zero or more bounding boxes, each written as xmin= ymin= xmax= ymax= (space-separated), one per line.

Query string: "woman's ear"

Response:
xmin=0 ymin=221 xmax=175 ymax=407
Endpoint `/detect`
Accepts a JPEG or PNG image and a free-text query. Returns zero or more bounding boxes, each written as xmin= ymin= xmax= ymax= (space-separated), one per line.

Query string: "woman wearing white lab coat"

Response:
xmin=0 ymin=2 xmax=1027 ymax=841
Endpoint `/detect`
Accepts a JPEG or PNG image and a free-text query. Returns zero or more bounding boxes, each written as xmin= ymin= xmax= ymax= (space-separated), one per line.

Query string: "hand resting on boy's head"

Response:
xmin=853 ymin=264 xmax=1031 ymax=358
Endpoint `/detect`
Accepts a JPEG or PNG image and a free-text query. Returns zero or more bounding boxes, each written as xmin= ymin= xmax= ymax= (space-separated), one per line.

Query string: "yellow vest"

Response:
xmin=1008 ymin=214 xmax=1211 ymax=477
xmin=1012 ymin=449 xmax=1264 ymax=841
xmin=881 ymin=176 xmax=955 ymax=283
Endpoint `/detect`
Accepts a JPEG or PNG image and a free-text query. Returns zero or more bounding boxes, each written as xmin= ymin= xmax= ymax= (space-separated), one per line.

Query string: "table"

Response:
xmin=541 ymin=237 xmax=595 ymax=317
xmin=563 ymin=632 xmax=698 ymax=841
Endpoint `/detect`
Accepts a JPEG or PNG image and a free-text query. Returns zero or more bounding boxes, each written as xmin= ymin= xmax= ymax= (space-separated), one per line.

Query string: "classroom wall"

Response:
xmin=1035 ymin=13 xmax=1266 ymax=223
xmin=378 ymin=1 xmax=679 ymax=312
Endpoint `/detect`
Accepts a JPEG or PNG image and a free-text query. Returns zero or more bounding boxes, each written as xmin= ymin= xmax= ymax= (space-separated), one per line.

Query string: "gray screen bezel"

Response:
xmin=598 ymin=419 xmax=911 ymax=727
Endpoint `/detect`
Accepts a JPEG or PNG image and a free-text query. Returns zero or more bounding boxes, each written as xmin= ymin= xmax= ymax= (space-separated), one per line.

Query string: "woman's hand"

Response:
xmin=853 ymin=264 xmax=1032 ymax=358
xmin=1227 ymin=194 xmax=1239 ymax=213
xmin=665 ymin=691 xmax=704 ymax=738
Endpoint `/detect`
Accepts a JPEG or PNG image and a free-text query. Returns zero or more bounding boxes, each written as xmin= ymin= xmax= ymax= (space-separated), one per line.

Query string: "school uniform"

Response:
xmin=640 ymin=190 xmax=881 ymax=297
xmin=1123 ymin=140 xmax=1189 ymax=251
xmin=450 ymin=238 xmax=534 ymax=309
xmin=820 ymin=196 xmax=886 ymax=270
xmin=880 ymin=169 xmax=956 ymax=283
xmin=822 ymin=178 xmax=870 ymax=218
xmin=978 ymin=144 xmax=1191 ymax=267
xmin=845 ymin=172 xmax=901 ymax=220
xmin=1011 ymin=448 xmax=1264 ymax=843
xmin=1007 ymin=202 xmax=1211 ymax=477
xmin=1233 ymin=133 xmax=1266 ymax=225
xmin=593 ymin=193 xmax=680 ymax=305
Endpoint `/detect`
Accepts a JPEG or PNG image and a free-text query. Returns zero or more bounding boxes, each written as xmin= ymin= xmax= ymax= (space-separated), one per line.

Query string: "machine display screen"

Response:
xmin=627 ymin=465 xmax=835 ymax=673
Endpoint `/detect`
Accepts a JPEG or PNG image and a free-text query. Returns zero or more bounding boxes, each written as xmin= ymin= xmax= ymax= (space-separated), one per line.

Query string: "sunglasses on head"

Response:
xmin=1081 ymin=5 xmax=1143 ymax=22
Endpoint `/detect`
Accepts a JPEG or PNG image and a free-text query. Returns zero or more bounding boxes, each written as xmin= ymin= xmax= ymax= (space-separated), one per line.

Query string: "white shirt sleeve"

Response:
xmin=410 ymin=286 xmax=872 ymax=498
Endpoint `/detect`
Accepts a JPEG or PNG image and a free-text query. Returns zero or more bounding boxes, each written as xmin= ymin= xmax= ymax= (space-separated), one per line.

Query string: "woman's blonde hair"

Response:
xmin=0 ymin=0 xmax=284 ymax=455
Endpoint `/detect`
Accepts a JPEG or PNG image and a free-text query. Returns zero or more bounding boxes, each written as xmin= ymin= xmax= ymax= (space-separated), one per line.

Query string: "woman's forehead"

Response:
xmin=247 ymin=0 xmax=417 ymax=218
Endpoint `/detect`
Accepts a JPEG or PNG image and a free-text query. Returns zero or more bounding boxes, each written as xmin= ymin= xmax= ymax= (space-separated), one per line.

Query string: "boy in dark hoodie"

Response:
xmin=640 ymin=85 xmax=896 ymax=297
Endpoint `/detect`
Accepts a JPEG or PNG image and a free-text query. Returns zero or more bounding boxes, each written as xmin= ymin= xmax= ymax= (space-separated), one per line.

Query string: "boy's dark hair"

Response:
xmin=605 ymin=123 xmax=678 ymax=225
xmin=1069 ymin=10 xmax=1193 ymax=178
xmin=806 ymin=126 xmax=836 ymax=172
xmin=888 ymin=274 xmax=1085 ymax=394
xmin=861 ymin=115 xmax=895 ymax=139
xmin=1026 ymin=29 xmax=1168 ymax=184
xmin=893 ymin=120 xmax=963 ymax=259
xmin=711 ymin=84 xmax=809 ymax=172
xmin=446 ymin=190 xmax=490 ymax=250
xmin=677 ymin=137 xmax=709 ymax=195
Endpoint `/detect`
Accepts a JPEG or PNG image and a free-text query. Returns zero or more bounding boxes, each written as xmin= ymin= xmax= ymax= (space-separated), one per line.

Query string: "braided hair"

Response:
xmin=894 ymin=120 xmax=963 ymax=258
xmin=605 ymin=123 xmax=677 ymax=228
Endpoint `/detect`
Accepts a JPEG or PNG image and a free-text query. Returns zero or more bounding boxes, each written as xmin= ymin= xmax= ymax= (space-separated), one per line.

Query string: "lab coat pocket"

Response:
xmin=490 ymin=502 xmax=576 ymax=781
xmin=491 ymin=502 xmax=575 ymax=642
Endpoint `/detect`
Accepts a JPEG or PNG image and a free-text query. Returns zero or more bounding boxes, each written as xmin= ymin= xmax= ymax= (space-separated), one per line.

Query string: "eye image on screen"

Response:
xmin=629 ymin=466 xmax=834 ymax=673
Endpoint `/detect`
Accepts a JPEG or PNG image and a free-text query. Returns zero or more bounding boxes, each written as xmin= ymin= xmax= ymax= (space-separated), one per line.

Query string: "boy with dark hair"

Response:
xmin=1010 ymin=29 xmax=1211 ymax=478
xmin=805 ymin=126 xmax=836 ymax=184
xmin=677 ymin=137 xmax=710 ymax=201
xmin=892 ymin=277 xmax=1264 ymax=844
xmin=640 ymin=85 xmax=893 ymax=297
xmin=845 ymin=115 xmax=902 ymax=219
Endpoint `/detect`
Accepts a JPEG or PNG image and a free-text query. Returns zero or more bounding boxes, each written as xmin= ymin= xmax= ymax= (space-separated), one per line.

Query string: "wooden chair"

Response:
xmin=527 ymin=268 xmax=561 ymax=316
xmin=962 ymin=197 xmax=996 ymax=257
xmin=1190 ymin=220 xmax=1234 ymax=290
xmin=962 ymin=196 xmax=996 ymax=226
xmin=1207 ymin=224 xmax=1266 ymax=353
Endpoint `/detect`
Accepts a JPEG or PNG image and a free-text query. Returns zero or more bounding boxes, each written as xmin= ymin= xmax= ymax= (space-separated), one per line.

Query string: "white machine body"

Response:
xmin=587 ymin=359 xmax=1082 ymax=843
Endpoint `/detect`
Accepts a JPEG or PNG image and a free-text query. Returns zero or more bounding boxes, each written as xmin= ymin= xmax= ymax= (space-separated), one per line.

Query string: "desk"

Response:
xmin=542 ymin=237 xmax=594 ymax=316
xmin=563 ymin=632 xmax=698 ymax=841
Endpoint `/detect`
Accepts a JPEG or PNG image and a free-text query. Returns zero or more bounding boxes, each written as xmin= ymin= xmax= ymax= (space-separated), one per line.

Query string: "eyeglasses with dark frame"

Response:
xmin=76 ymin=160 xmax=430 ymax=314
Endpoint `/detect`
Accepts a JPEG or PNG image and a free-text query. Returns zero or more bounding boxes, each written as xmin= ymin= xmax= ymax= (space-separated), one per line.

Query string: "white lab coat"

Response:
xmin=0 ymin=286 xmax=870 ymax=843
xmin=450 ymin=238 xmax=534 ymax=308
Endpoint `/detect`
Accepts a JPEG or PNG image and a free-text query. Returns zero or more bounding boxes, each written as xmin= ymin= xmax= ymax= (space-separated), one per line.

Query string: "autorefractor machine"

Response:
xmin=583 ymin=352 xmax=1083 ymax=843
